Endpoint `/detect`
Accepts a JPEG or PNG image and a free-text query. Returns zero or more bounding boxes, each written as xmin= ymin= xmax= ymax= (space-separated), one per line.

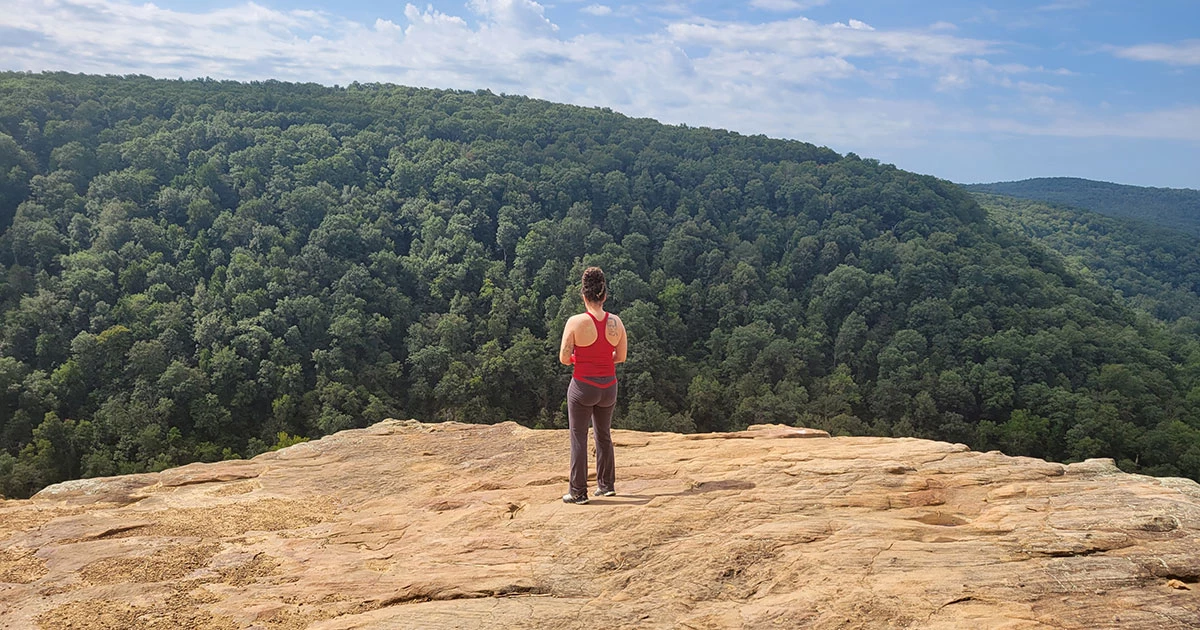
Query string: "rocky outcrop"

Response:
xmin=2 ymin=420 xmax=1199 ymax=629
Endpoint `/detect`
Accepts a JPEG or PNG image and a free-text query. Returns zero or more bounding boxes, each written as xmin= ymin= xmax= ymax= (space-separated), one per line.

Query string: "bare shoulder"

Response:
xmin=565 ymin=313 xmax=590 ymax=330
xmin=606 ymin=313 xmax=626 ymax=333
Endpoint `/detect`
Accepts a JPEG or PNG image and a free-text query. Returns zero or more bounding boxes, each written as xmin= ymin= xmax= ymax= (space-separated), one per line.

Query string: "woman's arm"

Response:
xmin=558 ymin=318 xmax=575 ymax=365
xmin=611 ymin=315 xmax=628 ymax=364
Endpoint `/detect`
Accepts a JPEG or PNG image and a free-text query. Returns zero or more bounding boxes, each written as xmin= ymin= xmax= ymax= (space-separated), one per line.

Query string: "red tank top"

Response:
xmin=572 ymin=312 xmax=616 ymax=387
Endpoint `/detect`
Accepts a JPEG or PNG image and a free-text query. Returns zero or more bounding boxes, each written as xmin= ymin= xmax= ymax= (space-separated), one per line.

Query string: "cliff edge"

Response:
xmin=2 ymin=420 xmax=1199 ymax=629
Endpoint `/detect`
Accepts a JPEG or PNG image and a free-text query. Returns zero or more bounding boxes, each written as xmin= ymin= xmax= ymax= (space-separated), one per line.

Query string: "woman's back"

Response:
xmin=568 ymin=310 xmax=622 ymax=349
xmin=573 ymin=311 xmax=618 ymax=379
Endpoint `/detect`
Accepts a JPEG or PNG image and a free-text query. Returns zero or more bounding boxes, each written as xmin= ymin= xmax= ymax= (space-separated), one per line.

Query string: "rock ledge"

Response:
xmin=2 ymin=420 xmax=1199 ymax=629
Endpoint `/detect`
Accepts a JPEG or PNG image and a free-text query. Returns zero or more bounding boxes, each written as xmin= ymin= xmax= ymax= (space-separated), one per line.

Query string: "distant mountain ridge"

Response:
xmin=973 ymin=192 xmax=1200 ymax=326
xmin=963 ymin=177 xmax=1200 ymax=236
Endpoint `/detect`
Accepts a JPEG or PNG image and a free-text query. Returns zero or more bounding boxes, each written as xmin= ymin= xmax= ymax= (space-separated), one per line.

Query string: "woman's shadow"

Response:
xmin=587 ymin=479 xmax=756 ymax=505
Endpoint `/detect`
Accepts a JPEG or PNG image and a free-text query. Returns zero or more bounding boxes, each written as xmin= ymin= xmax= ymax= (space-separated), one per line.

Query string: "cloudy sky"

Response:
xmin=2 ymin=0 xmax=1198 ymax=188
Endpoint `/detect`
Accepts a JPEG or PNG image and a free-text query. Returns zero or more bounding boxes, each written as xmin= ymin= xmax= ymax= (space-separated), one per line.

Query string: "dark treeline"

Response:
xmin=978 ymin=193 xmax=1200 ymax=328
xmin=1 ymin=72 xmax=1199 ymax=498
xmin=964 ymin=177 xmax=1200 ymax=237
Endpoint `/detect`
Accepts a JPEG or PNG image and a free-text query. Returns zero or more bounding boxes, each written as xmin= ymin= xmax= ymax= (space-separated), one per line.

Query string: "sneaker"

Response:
xmin=562 ymin=493 xmax=589 ymax=504
xmin=595 ymin=488 xmax=616 ymax=497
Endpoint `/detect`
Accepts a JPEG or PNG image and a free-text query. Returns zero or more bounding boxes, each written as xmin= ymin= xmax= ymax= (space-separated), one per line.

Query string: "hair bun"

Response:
xmin=582 ymin=266 xmax=606 ymax=303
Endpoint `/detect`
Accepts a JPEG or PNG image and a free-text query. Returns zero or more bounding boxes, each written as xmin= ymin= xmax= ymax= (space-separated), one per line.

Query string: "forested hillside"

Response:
xmin=964 ymin=178 xmax=1200 ymax=236
xmin=977 ymin=193 xmax=1200 ymax=328
xmin=1 ymin=72 xmax=1199 ymax=498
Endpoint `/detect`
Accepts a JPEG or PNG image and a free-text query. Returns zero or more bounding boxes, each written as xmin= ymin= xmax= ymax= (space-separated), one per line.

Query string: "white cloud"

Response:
xmin=1113 ymin=40 xmax=1200 ymax=66
xmin=936 ymin=73 xmax=968 ymax=91
xmin=841 ymin=19 xmax=874 ymax=31
xmin=1011 ymin=81 xmax=1065 ymax=94
xmin=983 ymin=107 xmax=1200 ymax=141
xmin=403 ymin=4 xmax=468 ymax=28
xmin=749 ymin=0 xmax=829 ymax=11
xmin=466 ymin=0 xmax=559 ymax=33
xmin=913 ymin=58 xmax=1076 ymax=97
xmin=0 ymin=0 xmax=1185 ymax=156
xmin=666 ymin=17 xmax=992 ymax=65
xmin=581 ymin=4 xmax=612 ymax=16
xmin=968 ymin=59 xmax=1075 ymax=77
xmin=1036 ymin=0 xmax=1090 ymax=11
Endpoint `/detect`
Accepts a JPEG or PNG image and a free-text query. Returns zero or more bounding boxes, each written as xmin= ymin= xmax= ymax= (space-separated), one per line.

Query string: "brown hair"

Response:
xmin=581 ymin=266 xmax=606 ymax=304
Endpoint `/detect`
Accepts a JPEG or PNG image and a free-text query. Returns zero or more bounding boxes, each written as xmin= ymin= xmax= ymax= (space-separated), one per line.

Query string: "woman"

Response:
xmin=558 ymin=266 xmax=627 ymax=504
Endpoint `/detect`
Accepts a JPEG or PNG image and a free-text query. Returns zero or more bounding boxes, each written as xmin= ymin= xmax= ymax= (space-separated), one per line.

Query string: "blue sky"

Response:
xmin=2 ymin=0 xmax=1198 ymax=188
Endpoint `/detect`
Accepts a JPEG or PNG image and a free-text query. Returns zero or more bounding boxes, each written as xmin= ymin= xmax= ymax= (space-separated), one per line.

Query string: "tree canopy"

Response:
xmin=1 ymin=72 xmax=1199 ymax=498
xmin=977 ymin=193 xmax=1200 ymax=327
xmin=965 ymin=178 xmax=1200 ymax=236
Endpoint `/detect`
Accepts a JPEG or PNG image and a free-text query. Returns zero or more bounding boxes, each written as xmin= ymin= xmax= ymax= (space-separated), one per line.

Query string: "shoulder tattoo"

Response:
xmin=607 ymin=317 xmax=619 ymax=336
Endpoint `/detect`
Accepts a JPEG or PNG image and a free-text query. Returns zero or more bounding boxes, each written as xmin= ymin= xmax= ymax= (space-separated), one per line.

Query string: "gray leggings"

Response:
xmin=567 ymin=377 xmax=617 ymax=496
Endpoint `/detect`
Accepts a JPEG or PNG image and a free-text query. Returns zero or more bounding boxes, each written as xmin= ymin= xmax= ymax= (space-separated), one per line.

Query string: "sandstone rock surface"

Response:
xmin=2 ymin=420 xmax=1199 ymax=629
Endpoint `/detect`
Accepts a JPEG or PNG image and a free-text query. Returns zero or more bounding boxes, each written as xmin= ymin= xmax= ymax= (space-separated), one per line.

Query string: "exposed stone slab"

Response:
xmin=0 ymin=420 xmax=1197 ymax=629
